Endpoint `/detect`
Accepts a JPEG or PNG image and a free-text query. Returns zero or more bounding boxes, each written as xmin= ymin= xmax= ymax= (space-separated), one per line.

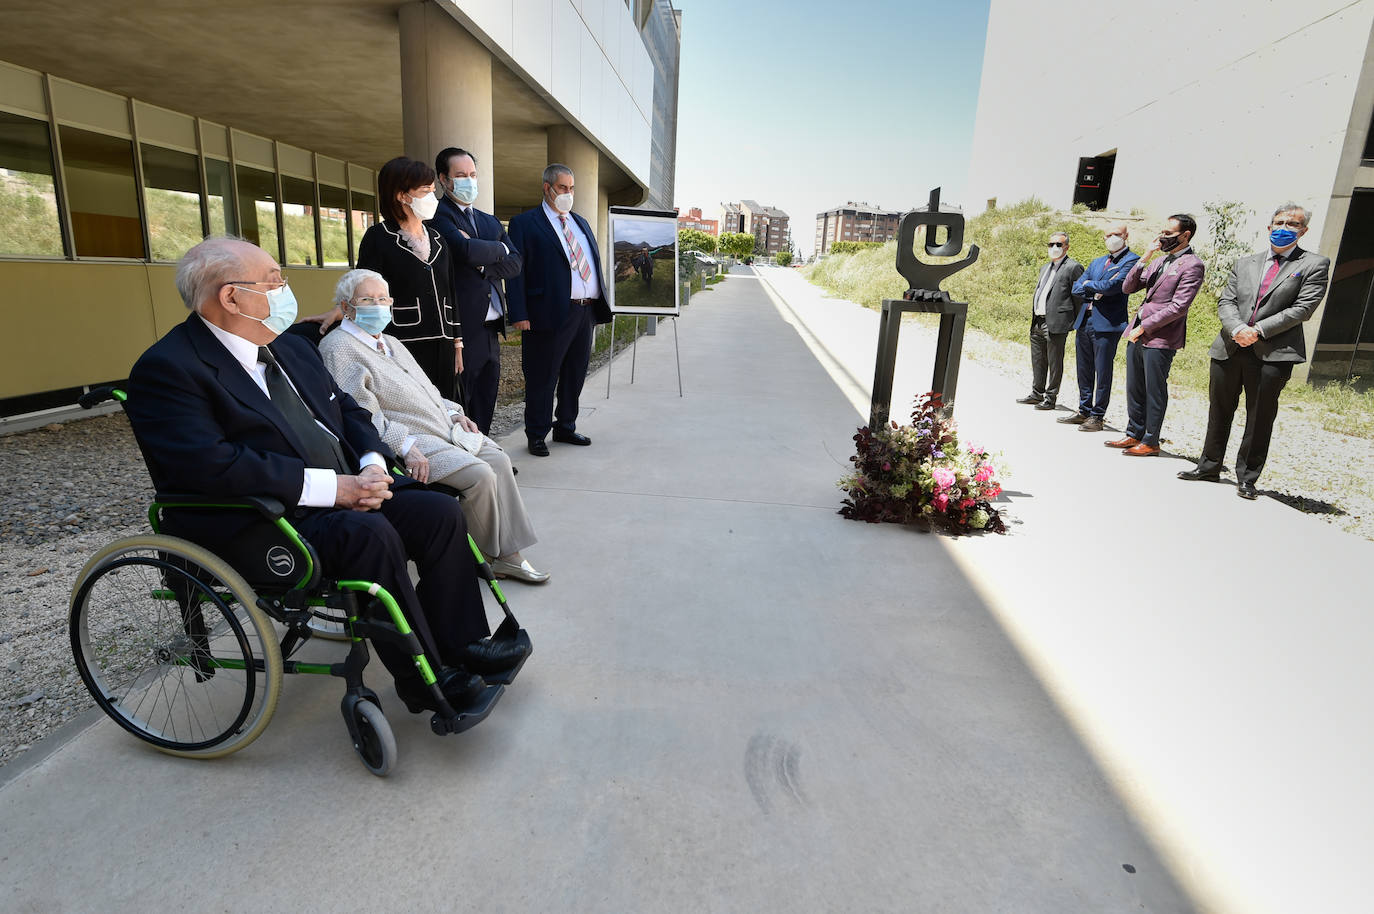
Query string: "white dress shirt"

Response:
xmin=202 ymin=317 xmax=384 ymax=507
xmin=541 ymin=200 xmax=601 ymax=300
xmin=1034 ymin=259 xmax=1063 ymax=316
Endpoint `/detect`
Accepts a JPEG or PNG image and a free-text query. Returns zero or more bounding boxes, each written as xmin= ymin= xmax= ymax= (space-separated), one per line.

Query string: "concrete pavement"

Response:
xmin=1 ymin=264 xmax=1368 ymax=912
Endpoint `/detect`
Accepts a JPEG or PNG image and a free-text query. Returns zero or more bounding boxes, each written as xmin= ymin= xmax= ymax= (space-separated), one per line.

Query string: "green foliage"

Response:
xmin=0 ymin=172 xmax=63 ymax=256
xmin=718 ymin=232 xmax=756 ymax=259
xmin=678 ymin=227 xmax=716 ymax=254
xmin=775 ymin=251 xmax=793 ymax=267
xmin=828 ymin=240 xmax=883 ymax=255
xmin=1198 ymin=200 xmax=1255 ymax=297
xmin=611 ymin=256 xmax=676 ymax=311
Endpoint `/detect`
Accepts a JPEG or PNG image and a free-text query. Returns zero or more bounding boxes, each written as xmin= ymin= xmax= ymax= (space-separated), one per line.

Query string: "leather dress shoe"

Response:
xmin=1178 ymin=468 xmax=1221 ymax=482
xmin=1015 ymin=394 xmax=1041 ymax=405
xmin=489 ymin=557 xmax=550 ymax=583
xmin=1057 ymin=413 xmax=1087 ymax=424
xmin=1123 ymin=443 xmax=1160 ymax=456
xmin=460 ymin=637 xmax=531 ymax=675
xmin=1237 ymin=481 xmax=1259 ymax=500
xmin=1034 ymin=399 xmax=1057 ymax=410
xmin=395 ymin=668 xmax=485 ymax=714
xmin=1105 ymin=436 xmax=1139 ymax=449
xmin=527 ymin=438 xmax=550 ymax=457
xmin=552 ymin=428 xmax=591 ymax=446
xmin=1079 ymin=416 xmax=1104 ymax=432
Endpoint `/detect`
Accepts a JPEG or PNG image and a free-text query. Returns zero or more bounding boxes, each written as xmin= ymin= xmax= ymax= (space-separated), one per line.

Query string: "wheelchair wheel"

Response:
xmin=306 ymin=610 xmax=351 ymax=642
xmin=70 ymin=535 xmax=284 ymax=759
xmin=349 ymin=699 xmax=396 ymax=777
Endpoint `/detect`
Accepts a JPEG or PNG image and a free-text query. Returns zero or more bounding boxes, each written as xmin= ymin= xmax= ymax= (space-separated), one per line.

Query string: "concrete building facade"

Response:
xmin=677 ymin=207 xmax=718 ymax=235
xmin=814 ymin=202 xmax=903 ymax=254
xmin=735 ymin=200 xmax=790 ymax=255
xmin=0 ymin=0 xmax=680 ymax=418
xmin=965 ymin=0 xmax=1374 ymax=385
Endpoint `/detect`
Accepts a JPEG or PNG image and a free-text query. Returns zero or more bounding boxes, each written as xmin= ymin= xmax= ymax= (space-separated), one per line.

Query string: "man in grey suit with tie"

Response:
xmin=1016 ymin=232 xmax=1085 ymax=410
xmin=1178 ymin=203 xmax=1331 ymax=499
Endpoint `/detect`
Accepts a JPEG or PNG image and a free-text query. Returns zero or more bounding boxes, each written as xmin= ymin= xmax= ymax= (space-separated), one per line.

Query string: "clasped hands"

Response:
xmin=1232 ymin=326 xmax=1260 ymax=347
xmin=336 ymin=463 xmax=394 ymax=512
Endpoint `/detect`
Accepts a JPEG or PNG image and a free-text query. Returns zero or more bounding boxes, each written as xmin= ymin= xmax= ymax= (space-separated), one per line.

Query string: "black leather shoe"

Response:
xmin=527 ymin=438 xmax=549 ymax=457
xmin=395 ymin=668 xmax=486 ymax=714
xmin=1237 ymin=482 xmax=1259 ymax=500
xmin=1034 ymin=399 xmax=1057 ymax=410
xmin=460 ymin=637 xmax=531 ymax=674
xmin=552 ymin=428 xmax=591 ymax=446
xmin=1015 ymin=394 xmax=1040 ymax=405
xmin=1177 ymin=468 xmax=1221 ymax=482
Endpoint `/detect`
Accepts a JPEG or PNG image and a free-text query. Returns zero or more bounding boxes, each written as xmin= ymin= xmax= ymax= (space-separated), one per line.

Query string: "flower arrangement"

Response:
xmin=838 ymin=392 xmax=1007 ymax=534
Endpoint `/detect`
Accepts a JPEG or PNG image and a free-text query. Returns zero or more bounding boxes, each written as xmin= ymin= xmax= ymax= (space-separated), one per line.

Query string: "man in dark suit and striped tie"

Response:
xmin=504 ymin=164 xmax=613 ymax=457
xmin=1178 ymin=203 xmax=1331 ymax=499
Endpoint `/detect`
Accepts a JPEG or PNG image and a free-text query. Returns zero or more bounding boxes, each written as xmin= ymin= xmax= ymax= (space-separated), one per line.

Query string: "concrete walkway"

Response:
xmin=1 ymin=265 xmax=1369 ymax=912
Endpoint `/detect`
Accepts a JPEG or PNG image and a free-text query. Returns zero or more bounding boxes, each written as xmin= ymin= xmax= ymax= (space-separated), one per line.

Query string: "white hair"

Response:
xmin=175 ymin=235 xmax=250 ymax=311
xmin=334 ymin=268 xmax=388 ymax=306
xmin=1271 ymin=202 xmax=1312 ymax=226
xmin=542 ymin=163 xmax=573 ymax=187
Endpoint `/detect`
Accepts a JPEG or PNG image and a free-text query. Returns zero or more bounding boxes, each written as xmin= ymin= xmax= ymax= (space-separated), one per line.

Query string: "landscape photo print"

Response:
xmin=608 ymin=208 xmax=680 ymax=315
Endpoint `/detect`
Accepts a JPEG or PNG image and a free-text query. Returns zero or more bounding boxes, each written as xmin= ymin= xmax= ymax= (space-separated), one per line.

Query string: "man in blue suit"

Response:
xmin=430 ymin=146 xmax=523 ymax=434
xmin=1066 ymin=224 xmax=1139 ymax=432
xmin=505 ymin=164 xmax=612 ymax=457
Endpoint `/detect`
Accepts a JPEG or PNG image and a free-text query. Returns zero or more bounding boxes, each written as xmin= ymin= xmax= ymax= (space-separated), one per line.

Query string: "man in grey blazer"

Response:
xmin=1016 ymin=232 xmax=1085 ymax=410
xmin=1179 ymin=203 xmax=1331 ymax=499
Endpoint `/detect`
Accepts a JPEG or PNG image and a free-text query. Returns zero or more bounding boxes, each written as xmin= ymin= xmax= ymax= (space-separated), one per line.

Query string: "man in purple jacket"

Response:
xmin=1105 ymin=214 xmax=1205 ymax=457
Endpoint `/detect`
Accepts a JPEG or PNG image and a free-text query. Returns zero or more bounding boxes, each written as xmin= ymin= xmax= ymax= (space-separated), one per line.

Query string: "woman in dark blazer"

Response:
xmin=355 ymin=156 xmax=461 ymax=401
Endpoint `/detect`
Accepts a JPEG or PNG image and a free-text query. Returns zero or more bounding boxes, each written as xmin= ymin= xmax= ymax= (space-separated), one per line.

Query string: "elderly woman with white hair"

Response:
xmin=318 ymin=268 xmax=548 ymax=583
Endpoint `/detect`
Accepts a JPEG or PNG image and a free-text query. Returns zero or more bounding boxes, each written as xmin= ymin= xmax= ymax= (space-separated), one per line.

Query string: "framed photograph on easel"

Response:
xmin=608 ymin=207 xmax=680 ymax=316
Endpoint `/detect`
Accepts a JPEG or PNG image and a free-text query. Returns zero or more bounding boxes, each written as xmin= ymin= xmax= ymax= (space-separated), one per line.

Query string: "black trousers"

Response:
xmin=522 ymin=303 xmax=594 ymax=441
xmin=400 ymin=336 xmax=458 ymax=404
xmin=1029 ymin=315 xmax=1068 ymax=401
xmin=1075 ymin=323 xmax=1121 ymax=418
xmin=1124 ymin=342 xmax=1175 ymax=447
xmin=461 ymin=321 xmax=503 ymax=435
xmin=294 ymin=486 xmax=489 ymax=681
xmin=1197 ymin=348 xmax=1294 ymax=485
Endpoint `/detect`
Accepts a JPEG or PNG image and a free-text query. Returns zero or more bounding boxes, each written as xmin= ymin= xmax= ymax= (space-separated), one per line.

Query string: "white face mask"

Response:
xmin=407 ymin=191 xmax=439 ymax=221
xmin=1105 ymin=235 xmax=1125 ymax=253
xmin=552 ymin=193 xmax=574 ymax=214
xmin=1048 ymin=244 xmax=1064 ymax=259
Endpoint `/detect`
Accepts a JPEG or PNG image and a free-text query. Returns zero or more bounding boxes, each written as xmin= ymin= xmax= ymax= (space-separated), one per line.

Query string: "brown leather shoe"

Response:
xmin=1079 ymin=416 xmax=1104 ymax=432
xmin=1123 ymin=443 xmax=1160 ymax=456
xmin=1104 ymin=436 xmax=1139 ymax=449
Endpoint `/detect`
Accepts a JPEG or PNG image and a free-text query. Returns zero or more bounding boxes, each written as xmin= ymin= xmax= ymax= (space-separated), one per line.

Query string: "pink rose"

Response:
xmin=960 ymin=498 xmax=974 ymax=509
xmin=932 ymin=467 xmax=955 ymax=490
xmin=974 ymin=464 xmax=994 ymax=483
xmin=933 ymin=493 xmax=949 ymax=512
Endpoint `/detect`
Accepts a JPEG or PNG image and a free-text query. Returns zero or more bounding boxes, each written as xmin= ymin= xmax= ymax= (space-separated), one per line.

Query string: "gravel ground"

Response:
xmin=0 ymin=334 xmax=626 ymax=770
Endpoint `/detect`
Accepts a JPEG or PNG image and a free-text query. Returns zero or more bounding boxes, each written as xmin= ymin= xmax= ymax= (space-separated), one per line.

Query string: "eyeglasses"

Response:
xmin=1271 ymin=218 xmax=1305 ymax=228
xmin=225 ymin=279 xmax=289 ymax=290
xmin=352 ymin=296 xmax=394 ymax=306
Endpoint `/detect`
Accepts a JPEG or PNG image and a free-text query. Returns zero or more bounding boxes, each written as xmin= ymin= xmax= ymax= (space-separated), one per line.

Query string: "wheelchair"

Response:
xmin=68 ymin=387 xmax=532 ymax=776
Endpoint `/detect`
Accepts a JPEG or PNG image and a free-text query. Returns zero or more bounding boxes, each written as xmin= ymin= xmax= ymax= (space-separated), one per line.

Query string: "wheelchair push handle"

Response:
xmin=78 ymin=385 xmax=126 ymax=409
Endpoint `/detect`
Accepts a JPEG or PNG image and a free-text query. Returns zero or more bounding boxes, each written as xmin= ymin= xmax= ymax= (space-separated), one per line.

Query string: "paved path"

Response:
xmin=1 ymin=265 xmax=1368 ymax=912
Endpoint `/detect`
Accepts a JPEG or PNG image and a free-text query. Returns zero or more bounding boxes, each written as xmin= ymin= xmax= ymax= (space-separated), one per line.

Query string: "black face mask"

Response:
xmin=1158 ymin=234 xmax=1182 ymax=252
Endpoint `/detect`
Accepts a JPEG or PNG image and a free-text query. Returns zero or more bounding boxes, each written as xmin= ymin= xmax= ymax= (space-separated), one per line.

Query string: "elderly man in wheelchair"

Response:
xmin=69 ymin=236 xmax=531 ymax=776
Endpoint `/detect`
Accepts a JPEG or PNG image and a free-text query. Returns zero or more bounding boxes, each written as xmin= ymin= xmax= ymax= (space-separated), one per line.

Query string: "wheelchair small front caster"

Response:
xmin=342 ymin=696 xmax=396 ymax=776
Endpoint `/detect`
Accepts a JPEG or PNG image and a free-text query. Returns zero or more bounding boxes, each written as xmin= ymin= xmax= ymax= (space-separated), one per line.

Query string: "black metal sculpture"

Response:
xmin=869 ymin=187 xmax=977 ymax=427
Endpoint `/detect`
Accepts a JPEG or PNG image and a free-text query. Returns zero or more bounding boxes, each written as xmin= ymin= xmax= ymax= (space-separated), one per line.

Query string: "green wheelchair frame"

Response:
xmin=68 ymin=387 xmax=531 ymax=776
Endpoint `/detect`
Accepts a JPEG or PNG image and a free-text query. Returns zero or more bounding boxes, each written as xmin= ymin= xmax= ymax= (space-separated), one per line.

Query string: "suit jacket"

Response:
xmin=126 ymin=313 xmax=394 ymax=507
xmin=1121 ymin=249 xmax=1205 ymax=350
xmin=504 ymin=206 xmax=612 ymax=331
xmin=1072 ymin=249 xmax=1140 ymax=333
xmin=357 ymin=221 xmax=455 ymax=342
xmin=430 ymin=197 xmax=522 ymax=341
xmin=319 ymin=328 xmax=498 ymax=483
xmin=1209 ymin=246 xmax=1331 ymax=363
xmin=1030 ymin=257 xmax=1085 ymax=334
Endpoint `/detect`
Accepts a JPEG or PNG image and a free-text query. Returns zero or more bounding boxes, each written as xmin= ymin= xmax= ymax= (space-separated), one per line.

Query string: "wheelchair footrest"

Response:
xmin=481 ymin=628 xmax=532 ymax=686
xmin=430 ymin=683 xmax=504 ymax=735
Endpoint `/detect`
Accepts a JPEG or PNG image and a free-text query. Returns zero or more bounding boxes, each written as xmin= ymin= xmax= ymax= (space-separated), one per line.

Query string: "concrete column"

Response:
xmin=546 ymin=125 xmax=601 ymax=235
xmin=597 ymin=184 xmax=610 ymax=274
xmin=398 ymin=2 xmax=495 ymax=213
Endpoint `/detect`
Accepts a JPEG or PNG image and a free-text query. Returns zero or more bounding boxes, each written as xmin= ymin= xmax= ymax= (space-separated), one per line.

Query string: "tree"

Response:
xmin=677 ymin=228 xmax=716 ymax=254
xmin=775 ymin=251 xmax=793 ymax=267
xmin=718 ymin=232 xmax=755 ymax=260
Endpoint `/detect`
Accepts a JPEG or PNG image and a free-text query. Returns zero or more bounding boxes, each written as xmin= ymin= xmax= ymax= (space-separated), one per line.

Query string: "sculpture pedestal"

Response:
xmin=869 ymin=295 xmax=968 ymax=428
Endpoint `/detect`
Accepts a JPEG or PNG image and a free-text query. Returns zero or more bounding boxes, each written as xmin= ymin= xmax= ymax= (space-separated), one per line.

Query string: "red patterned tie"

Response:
xmin=1249 ymin=256 xmax=1284 ymax=324
xmin=559 ymin=215 xmax=592 ymax=281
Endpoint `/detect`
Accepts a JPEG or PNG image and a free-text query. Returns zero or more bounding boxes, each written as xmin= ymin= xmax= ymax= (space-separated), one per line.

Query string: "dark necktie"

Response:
xmin=1249 ymin=255 xmax=1285 ymax=324
xmin=257 ymin=347 xmax=350 ymax=474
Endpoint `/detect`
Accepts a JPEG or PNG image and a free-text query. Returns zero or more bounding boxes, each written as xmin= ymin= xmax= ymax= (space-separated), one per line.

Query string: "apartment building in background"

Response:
xmin=814 ymin=202 xmax=904 ymax=254
xmin=677 ymin=206 xmax=718 ymax=235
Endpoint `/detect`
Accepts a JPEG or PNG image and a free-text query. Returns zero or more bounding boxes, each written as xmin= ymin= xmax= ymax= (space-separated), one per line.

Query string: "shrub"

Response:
xmin=828 ymin=240 xmax=884 ymax=255
xmin=775 ymin=251 xmax=793 ymax=266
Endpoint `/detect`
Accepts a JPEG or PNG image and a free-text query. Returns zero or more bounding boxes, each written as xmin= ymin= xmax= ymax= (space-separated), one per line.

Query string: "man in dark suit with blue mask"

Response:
xmin=1064 ymin=223 xmax=1139 ymax=432
xmin=504 ymin=164 xmax=612 ymax=457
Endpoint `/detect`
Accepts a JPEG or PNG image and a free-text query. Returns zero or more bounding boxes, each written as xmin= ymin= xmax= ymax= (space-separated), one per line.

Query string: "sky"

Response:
xmin=671 ymin=0 xmax=991 ymax=258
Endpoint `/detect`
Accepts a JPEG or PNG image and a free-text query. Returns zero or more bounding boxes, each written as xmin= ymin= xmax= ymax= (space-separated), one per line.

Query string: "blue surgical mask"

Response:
xmin=451 ymin=177 xmax=478 ymax=205
xmin=237 ymin=284 xmax=298 ymax=335
xmin=1270 ymin=227 xmax=1299 ymax=248
xmin=352 ymin=304 xmax=392 ymax=336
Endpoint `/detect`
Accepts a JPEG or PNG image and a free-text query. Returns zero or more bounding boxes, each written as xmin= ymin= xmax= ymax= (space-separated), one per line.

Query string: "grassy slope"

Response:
xmin=806 ymin=200 xmax=1374 ymax=439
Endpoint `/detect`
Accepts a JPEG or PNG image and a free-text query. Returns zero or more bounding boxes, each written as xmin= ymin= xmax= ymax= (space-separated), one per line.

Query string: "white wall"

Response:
xmin=966 ymin=0 xmax=1374 ymax=247
xmin=447 ymin=0 xmax=655 ymax=187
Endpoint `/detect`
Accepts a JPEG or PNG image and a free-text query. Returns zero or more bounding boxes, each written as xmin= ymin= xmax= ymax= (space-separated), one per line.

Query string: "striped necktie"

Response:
xmin=559 ymin=214 xmax=592 ymax=281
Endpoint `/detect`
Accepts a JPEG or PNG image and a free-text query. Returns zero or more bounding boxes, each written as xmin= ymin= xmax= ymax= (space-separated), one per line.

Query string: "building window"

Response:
xmin=140 ymin=143 xmax=202 ymax=262
xmin=59 ymin=125 xmax=143 ymax=258
xmin=0 ymin=111 xmax=63 ymax=257
xmin=350 ymin=191 xmax=376 ymax=264
xmin=204 ymin=158 xmax=235 ymax=236
xmin=235 ymin=164 xmax=279 ymax=260
xmin=319 ymin=183 xmax=349 ymax=266
xmin=281 ymin=174 xmax=318 ymax=266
